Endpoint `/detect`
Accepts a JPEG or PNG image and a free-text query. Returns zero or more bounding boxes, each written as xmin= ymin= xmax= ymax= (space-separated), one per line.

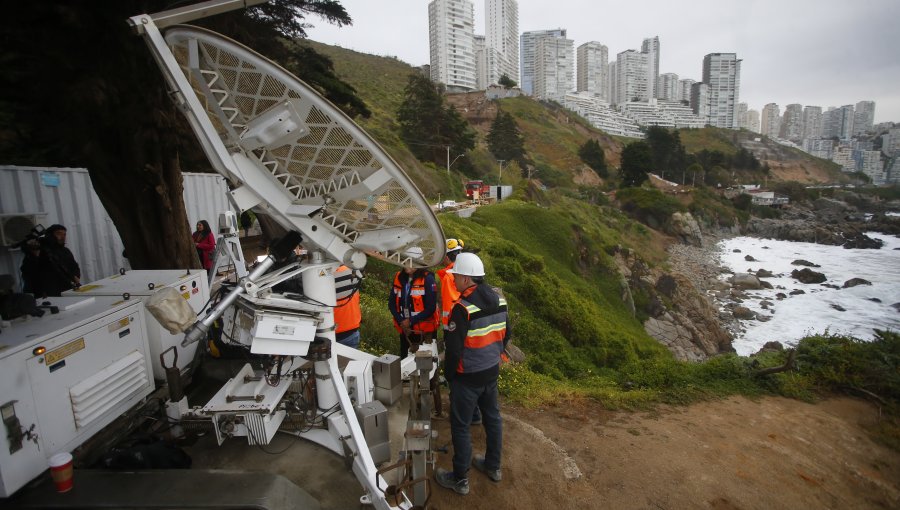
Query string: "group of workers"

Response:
xmin=333 ymin=238 xmax=510 ymax=497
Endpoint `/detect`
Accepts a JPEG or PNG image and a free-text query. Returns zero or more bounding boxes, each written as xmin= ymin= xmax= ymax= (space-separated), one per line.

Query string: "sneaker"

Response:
xmin=472 ymin=455 xmax=502 ymax=482
xmin=471 ymin=417 xmax=482 ymax=426
xmin=434 ymin=468 xmax=469 ymax=495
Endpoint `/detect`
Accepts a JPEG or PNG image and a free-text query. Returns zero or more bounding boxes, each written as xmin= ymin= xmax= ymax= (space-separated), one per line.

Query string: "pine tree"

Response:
xmin=578 ymin=139 xmax=608 ymax=178
xmin=620 ymin=141 xmax=653 ymax=187
xmin=486 ymin=111 xmax=525 ymax=163
xmin=397 ymin=74 xmax=475 ymax=166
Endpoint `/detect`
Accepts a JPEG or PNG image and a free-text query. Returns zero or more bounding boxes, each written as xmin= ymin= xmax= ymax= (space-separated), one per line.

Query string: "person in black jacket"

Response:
xmin=38 ymin=224 xmax=81 ymax=296
xmin=434 ymin=252 xmax=509 ymax=496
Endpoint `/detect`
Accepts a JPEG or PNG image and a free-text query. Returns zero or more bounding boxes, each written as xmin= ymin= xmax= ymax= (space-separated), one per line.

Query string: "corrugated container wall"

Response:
xmin=0 ymin=166 xmax=232 ymax=291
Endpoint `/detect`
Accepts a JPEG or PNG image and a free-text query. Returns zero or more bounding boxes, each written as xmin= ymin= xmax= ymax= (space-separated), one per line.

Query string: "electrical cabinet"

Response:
xmin=64 ymin=269 xmax=209 ymax=380
xmin=0 ymin=296 xmax=153 ymax=497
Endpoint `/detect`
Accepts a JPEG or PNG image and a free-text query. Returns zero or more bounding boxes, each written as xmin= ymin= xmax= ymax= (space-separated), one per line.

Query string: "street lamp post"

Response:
xmin=446 ymin=146 xmax=464 ymax=173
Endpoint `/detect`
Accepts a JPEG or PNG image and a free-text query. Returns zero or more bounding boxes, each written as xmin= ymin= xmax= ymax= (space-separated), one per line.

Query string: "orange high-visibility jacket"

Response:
xmin=437 ymin=262 xmax=461 ymax=329
xmin=334 ymin=265 xmax=361 ymax=334
xmin=391 ymin=271 xmax=439 ymax=333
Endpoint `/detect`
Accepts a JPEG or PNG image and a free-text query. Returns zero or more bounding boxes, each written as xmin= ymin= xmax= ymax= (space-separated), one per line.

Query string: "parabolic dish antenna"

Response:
xmin=162 ymin=25 xmax=443 ymax=268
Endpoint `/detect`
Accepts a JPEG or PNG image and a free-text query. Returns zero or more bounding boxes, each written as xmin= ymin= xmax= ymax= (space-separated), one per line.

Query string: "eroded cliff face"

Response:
xmin=614 ymin=243 xmax=734 ymax=362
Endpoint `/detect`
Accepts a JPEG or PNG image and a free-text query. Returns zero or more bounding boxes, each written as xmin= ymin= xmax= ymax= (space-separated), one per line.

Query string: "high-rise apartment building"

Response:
xmin=835 ymin=105 xmax=855 ymax=140
xmin=641 ymin=36 xmax=660 ymax=99
xmin=485 ymin=0 xmax=519 ymax=86
xmin=608 ymin=61 xmax=617 ymax=105
xmin=533 ymin=35 xmax=574 ymax=102
xmin=736 ymin=102 xmax=749 ymax=130
xmin=748 ymin=109 xmax=761 ymax=133
xmin=853 ymin=100 xmax=876 ymax=135
xmin=761 ymin=103 xmax=780 ymax=139
xmin=702 ymin=53 xmax=741 ymax=129
xmin=429 ymin=0 xmax=476 ymax=91
xmin=520 ymin=29 xmax=566 ymax=95
xmin=576 ymin=42 xmax=609 ymax=100
xmin=615 ymin=49 xmax=649 ymax=106
xmin=690 ymin=82 xmax=709 ymax=124
xmin=657 ymin=73 xmax=679 ymax=101
xmin=679 ymin=79 xmax=696 ymax=102
xmin=474 ymin=35 xmax=492 ymax=90
xmin=801 ymin=106 xmax=823 ymax=140
xmin=780 ymin=104 xmax=803 ymax=142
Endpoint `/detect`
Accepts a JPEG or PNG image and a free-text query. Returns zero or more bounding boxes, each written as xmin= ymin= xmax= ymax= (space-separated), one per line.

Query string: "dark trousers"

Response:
xmin=449 ymin=378 xmax=502 ymax=479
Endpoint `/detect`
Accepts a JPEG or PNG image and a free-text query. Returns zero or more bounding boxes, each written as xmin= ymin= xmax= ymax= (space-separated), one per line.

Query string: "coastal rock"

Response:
xmin=840 ymin=232 xmax=883 ymax=250
xmin=731 ymin=273 xmax=763 ymax=290
xmin=892 ymin=303 xmax=900 ymax=312
xmin=868 ymin=298 xmax=882 ymax=303
xmin=775 ymin=293 xmax=787 ymax=300
xmin=842 ymin=278 xmax=872 ymax=288
xmin=791 ymin=268 xmax=827 ymax=284
xmin=756 ymin=269 xmax=774 ymax=278
xmin=789 ymin=289 xmax=806 ymax=295
xmin=732 ymin=306 xmax=755 ymax=319
xmin=668 ymin=212 xmax=703 ymax=247
xmin=830 ymin=304 xmax=847 ymax=312
xmin=744 ymin=254 xmax=757 ymax=262
xmin=760 ymin=280 xmax=774 ymax=289
xmin=792 ymin=259 xmax=820 ymax=267
xmin=757 ymin=341 xmax=784 ymax=353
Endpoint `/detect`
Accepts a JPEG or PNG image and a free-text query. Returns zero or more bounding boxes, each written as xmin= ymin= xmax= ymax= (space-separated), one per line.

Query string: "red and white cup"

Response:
xmin=48 ymin=453 xmax=74 ymax=493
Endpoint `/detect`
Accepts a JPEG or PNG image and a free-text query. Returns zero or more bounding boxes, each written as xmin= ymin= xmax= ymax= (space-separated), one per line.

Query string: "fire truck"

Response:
xmin=465 ymin=180 xmax=491 ymax=200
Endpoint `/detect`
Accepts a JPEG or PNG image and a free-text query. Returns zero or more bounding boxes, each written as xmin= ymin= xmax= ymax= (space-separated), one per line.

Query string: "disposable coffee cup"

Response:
xmin=48 ymin=452 xmax=73 ymax=493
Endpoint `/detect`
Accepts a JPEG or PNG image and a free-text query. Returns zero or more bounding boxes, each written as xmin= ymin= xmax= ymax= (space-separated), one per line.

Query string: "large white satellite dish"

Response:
xmin=137 ymin=21 xmax=443 ymax=269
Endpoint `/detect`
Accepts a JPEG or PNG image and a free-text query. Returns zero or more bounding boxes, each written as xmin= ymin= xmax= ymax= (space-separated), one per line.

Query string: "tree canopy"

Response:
xmin=620 ymin=141 xmax=653 ymax=188
xmin=397 ymin=73 xmax=475 ymax=167
xmin=578 ymin=139 xmax=608 ymax=178
xmin=0 ymin=1 xmax=363 ymax=270
xmin=487 ymin=110 xmax=526 ymax=165
xmin=498 ymin=74 xmax=517 ymax=88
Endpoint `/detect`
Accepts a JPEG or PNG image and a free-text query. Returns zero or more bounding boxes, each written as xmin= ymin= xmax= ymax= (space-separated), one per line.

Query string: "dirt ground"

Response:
xmin=427 ymin=395 xmax=900 ymax=510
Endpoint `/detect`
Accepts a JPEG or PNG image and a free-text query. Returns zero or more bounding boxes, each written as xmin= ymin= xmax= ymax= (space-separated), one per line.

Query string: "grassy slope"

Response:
xmin=300 ymin=43 xmax=900 ymax=425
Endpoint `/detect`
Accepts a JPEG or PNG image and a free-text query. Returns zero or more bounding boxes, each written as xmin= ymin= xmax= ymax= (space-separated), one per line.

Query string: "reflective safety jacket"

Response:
xmin=445 ymin=284 xmax=509 ymax=385
xmin=389 ymin=270 xmax=438 ymax=333
xmin=437 ymin=262 xmax=461 ymax=329
xmin=334 ymin=265 xmax=361 ymax=335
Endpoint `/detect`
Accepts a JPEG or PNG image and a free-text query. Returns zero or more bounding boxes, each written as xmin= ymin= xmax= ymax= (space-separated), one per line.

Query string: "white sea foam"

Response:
xmin=716 ymin=233 xmax=900 ymax=355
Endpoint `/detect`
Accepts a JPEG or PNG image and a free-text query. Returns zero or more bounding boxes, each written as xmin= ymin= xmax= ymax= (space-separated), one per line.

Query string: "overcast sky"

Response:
xmin=306 ymin=0 xmax=900 ymax=124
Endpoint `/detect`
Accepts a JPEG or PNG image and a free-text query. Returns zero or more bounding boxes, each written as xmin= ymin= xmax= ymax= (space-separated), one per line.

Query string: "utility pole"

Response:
xmin=446 ymin=146 xmax=450 ymax=174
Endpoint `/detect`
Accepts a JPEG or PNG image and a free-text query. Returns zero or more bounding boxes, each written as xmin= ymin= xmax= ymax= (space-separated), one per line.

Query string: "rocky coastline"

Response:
xmin=656 ymin=194 xmax=900 ymax=361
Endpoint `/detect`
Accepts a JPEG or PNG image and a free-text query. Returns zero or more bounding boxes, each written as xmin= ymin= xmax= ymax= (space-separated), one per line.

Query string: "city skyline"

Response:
xmin=307 ymin=0 xmax=900 ymax=124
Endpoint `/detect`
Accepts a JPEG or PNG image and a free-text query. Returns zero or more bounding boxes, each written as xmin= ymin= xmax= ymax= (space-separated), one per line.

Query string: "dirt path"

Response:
xmin=428 ymin=396 xmax=900 ymax=510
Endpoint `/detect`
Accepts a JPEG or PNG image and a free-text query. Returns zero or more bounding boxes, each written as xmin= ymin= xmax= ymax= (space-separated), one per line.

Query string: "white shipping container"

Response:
xmin=0 ymin=166 xmax=232 ymax=291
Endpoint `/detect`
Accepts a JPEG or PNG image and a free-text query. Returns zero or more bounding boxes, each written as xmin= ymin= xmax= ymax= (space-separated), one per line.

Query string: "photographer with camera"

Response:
xmin=20 ymin=224 xmax=81 ymax=297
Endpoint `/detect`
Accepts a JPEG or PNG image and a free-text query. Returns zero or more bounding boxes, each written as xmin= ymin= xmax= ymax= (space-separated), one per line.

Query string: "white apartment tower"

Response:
xmin=748 ymin=109 xmax=761 ymax=133
xmin=761 ymin=103 xmax=780 ymax=139
xmin=853 ymin=100 xmax=876 ymax=135
xmin=702 ymin=53 xmax=741 ymax=129
xmin=780 ymin=104 xmax=803 ymax=142
xmin=736 ymin=102 xmax=749 ymax=130
xmin=520 ymin=29 xmax=566 ymax=95
xmin=474 ymin=35 xmax=492 ymax=90
xmin=690 ymin=82 xmax=709 ymax=124
xmin=802 ymin=106 xmax=823 ymax=140
xmin=657 ymin=73 xmax=679 ymax=101
xmin=533 ymin=36 xmax=574 ymax=102
xmin=641 ymin=36 xmax=660 ymax=99
xmin=608 ymin=61 xmax=617 ymax=105
xmin=576 ymin=42 xmax=608 ymax=100
xmin=615 ymin=49 xmax=649 ymax=105
xmin=485 ymin=0 xmax=519 ymax=86
xmin=429 ymin=0 xmax=476 ymax=91
xmin=679 ymin=78 xmax=696 ymax=102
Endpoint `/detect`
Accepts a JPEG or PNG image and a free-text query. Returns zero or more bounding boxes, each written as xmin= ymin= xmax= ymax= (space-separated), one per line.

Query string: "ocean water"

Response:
xmin=716 ymin=233 xmax=900 ymax=355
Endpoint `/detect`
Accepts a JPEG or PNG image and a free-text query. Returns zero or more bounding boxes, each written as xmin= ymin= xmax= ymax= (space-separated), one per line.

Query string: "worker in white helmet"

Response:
xmin=434 ymin=252 xmax=509 ymax=496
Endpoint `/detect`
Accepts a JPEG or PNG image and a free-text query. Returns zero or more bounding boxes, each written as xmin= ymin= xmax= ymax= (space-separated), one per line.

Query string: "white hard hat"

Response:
xmin=447 ymin=252 xmax=485 ymax=277
xmin=403 ymin=246 xmax=424 ymax=259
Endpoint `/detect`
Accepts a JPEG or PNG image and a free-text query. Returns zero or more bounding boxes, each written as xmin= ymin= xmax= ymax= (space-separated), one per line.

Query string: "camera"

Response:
xmin=12 ymin=224 xmax=47 ymax=251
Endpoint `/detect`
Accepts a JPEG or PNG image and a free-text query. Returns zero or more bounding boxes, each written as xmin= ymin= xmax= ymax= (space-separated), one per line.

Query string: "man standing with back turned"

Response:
xmin=435 ymin=252 xmax=509 ymax=496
